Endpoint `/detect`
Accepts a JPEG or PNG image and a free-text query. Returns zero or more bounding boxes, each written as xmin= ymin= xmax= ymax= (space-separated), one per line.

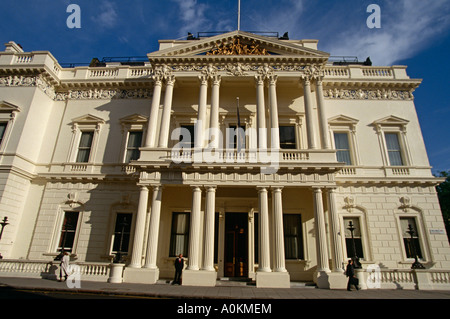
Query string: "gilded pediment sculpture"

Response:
xmin=207 ymin=38 xmax=270 ymax=56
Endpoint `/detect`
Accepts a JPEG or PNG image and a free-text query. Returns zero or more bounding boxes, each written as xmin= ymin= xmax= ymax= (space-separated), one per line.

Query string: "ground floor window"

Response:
xmin=111 ymin=213 xmax=132 ymax=259
xmin=400 ymin=217 xmax=423 ymax=259
xmin=58 ymin=211 xmax=79 ymax=253
xmin=283 ymin=214 xmax=304 ymax=259
xmin=169 ymin=212 xmax=190 ymax=257
xmin=344 ymin=217 xmax=364 ymax=259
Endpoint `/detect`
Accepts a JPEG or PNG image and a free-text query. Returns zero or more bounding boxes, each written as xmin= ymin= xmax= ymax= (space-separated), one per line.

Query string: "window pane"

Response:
xmin=283 ymin=214 xmax=304 ymax=259
xmin=112 ymin=213 xmax=132 ymax=254
xmin=0 ymin=122 xmax=7 ymax=145
xmin=385 ymin=133 xmax=404 ymax=166
xmin=76 ymin=132 xmax=94 ymax=162
xmin=344 ymin=218 xmax=364 ymax=259
xmin=58 ymin=211 xmax=79 ymax=252
xmin=228 ymin=125 xmax=246 ymax=149
xmin=179 ymin=125 xmax=195 ymax=148
xmin=125 ymin=131 xmax=143 ymax=162
xmin=400 ymin=217 xmax=423 ymax=259
xmin=279 ymin=126 xmax=296 ymax=149
xmin=170 ymin=213 xmax=190 ymax=257
xmin=334 ymin=132 xmax=352 ymax=165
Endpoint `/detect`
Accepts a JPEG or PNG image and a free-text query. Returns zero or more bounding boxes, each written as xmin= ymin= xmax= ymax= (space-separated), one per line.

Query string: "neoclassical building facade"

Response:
xmin=0 ymin=31 xmax=449 ymax=289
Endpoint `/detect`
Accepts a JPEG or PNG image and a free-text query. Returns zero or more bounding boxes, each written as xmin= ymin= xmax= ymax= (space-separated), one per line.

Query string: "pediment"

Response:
xmin=328 ymin=114 xmax=359 ymax=125
xmin=373 ymin=115 xmax=409 ymax=127
xmin=148 ymin=30 xmax=329 ymax=60
xmin=71 ymin=114 xmax=106 ymax=124
xmin=0 ymin=100 xmax=21 ymax=113
xmin=119 ymin=114 xmax=148 ymax=124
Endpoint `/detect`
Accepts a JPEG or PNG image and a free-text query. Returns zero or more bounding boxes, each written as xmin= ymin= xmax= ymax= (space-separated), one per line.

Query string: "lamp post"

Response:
xmin=0 ymin=217 xmax=9 ymax=240
xmin=347 ymin=220 xmax=361 ymax=268
xmin=406 ymin=224 xmax=425 ymax=269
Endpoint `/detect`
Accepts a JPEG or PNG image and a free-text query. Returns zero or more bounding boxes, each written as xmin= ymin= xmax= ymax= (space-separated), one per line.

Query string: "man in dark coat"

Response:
xmin=172 ymin=254 xmax=184 ymax=285
xmin=346 ymin=259 xmax=360 ymax=291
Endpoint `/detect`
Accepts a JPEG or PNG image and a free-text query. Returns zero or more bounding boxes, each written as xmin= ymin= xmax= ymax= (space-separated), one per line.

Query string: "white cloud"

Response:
xmin=92 ymin=1 xmax=118 ymax=29
xmin=172 ymin=0 xmax=210 ymax=34
xmin=323 ymin=0 xmax=450 ymax=65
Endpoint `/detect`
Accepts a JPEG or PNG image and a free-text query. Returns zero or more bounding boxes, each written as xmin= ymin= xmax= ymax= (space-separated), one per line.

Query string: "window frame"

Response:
xmin=283 ymin=213 xmax=304 ymax=260
xmin=0 ymin=100 xmax=21 ymax=153
xmin=373 ymin=116 xmax=411 ymax=167
xmin=279 ymin=125 xmax=297 ymax=150
xmin=68 ymin=114 xmax=105 ymax=163
xmin=124 ymin=131 xmax=143 ymax=163
xmin=328 ymin=115 xmax=360 ymax=166
xmin=169 ymin=212 xmax=190 ymax=257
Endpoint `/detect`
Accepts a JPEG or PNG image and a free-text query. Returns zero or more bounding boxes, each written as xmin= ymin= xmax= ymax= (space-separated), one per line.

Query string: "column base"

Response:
xmin=327 ymin=271 xmax=348 ymax=290
xmin=182 ymin=270 xmax=217 ymax=287
xmin=108 ymin=263 xmax=125 ymax=283
xmin=122 ymin=267 xmax=159 ymax=284
xmin=256 ymin=271 xmax=290 ymax=288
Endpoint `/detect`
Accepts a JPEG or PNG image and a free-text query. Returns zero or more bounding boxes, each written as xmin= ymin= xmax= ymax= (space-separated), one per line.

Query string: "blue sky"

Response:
xmin=1 ymin=0 xmax=449 ymax=173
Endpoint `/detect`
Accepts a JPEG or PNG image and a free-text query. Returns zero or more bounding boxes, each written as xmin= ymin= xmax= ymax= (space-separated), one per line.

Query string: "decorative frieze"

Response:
xmin=323 ymin=87 xmax=414 ymax=100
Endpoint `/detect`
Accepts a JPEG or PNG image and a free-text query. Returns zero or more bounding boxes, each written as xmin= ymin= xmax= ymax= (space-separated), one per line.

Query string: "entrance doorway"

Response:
xmin=224 ymin=213 xmax=248 ymax=278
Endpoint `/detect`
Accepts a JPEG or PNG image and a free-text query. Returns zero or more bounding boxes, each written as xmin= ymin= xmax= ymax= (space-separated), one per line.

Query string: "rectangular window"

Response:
xmin=334 ymin=132 xmax=352 ymax=165
xmin=385 ymin=133 xmax=404 ymax=166
xmin=125 ymin=131 xmax=143 ymax=162
xmin=179 ymin=125 xmax=195 ymax=149
xmin=227 ymin=125 xmax=246 ymax=149
xmin=283 ymin=214 xmax=304 ymax=259
xmin=400 ymin=217 xmax=423 ymax=259
xmin=279 ymin=126 xmax=296 ymax=149
xmin=0 ymin=122 xmax=7 ymax=146
xmin=76 ymin=131 xmax=94 ymax=163
xmin=112 ymin=213 xmax=132 ymax=256
xmin=344 ymin=218 xmax=364 ymax=259
xmin=58 ymin=211 xmax=79 ymax=253
xmin=169 ymin=212 xmax=190 ymax=257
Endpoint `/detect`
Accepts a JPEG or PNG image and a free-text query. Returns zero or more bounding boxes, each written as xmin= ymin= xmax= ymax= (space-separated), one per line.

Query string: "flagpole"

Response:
xmin=237 ymin=97 xmax=242 ymax=152
xmin=237 ymin=0 xmax=241 ymax=31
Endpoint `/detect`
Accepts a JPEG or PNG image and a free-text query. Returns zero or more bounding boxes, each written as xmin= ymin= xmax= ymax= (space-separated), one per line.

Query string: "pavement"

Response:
xmin=1 ymin=276 xmax=450 ymax=300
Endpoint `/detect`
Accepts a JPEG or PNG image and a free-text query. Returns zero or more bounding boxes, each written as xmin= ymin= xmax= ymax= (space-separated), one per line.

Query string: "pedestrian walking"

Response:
xmin=346 ymin=259 xmax=359 ymax=291
xmin=172 ymin=254 xmax=184 ymax=285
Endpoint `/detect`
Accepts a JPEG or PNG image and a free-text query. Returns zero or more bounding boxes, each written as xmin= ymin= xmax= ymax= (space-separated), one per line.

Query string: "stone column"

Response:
xmin=143 ymin=185 xmax=163 ymax=269
xmin=187 ymin=186 xmax=202 ymax=270
xmin=302 ymin=77 xmax=318 ymax=149
xmin=209 ymin=75 xmax=221 ymax=149
xmin=195 ymin=75 xmax=208 ymax=149
xmin=268 ymin=75 xmax=280 ymax=149
xmin=257 ymin=187 xmax=271 ymax=272
xmin=272 ymin=187 xmax=287 ymax=272
xmin=313 ymin=187 xmax=330 ymax=272
xmin=145 ymin=77 xmax=163 ymax=148
xmin=202 ymin=186 xmax=216 ymax=271
xmin=158 ymin=76 xmax=176 ymax=148
xmin=255 ymin=75 xmax=267 ymax=150
xmin=316 ymin=78 xmax=331 ymax=149
xmin=327 ymin=188 xmax=344 ymax=272
xmin=128 ymin=186 xmax=149 ymax=268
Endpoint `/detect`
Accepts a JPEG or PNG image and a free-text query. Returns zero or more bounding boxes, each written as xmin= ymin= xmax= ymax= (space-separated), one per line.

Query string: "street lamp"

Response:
xmin=347 ymin=220 xmax=361 ymax=268
xmin=0 ymin=217 xmax=9 ymax=240
xmin=406 ymin=224 xmax=425 ymax=269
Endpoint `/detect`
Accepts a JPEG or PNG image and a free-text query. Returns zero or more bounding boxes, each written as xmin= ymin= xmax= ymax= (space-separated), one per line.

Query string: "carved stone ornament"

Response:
xmin=344 ymin=196 xmax=356 ymax=212
xmin=399 ymin=196 xmax=411 ymax=212
xmin=324 ymin=87 xmax=414 ymax=100
xmin=207 ymin=38 xmax=270 ymax=56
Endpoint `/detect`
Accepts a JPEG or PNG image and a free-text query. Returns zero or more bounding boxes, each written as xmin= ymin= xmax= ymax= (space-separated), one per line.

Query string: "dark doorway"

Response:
xmin=224 ymin=213 xmax=248 ymax=278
